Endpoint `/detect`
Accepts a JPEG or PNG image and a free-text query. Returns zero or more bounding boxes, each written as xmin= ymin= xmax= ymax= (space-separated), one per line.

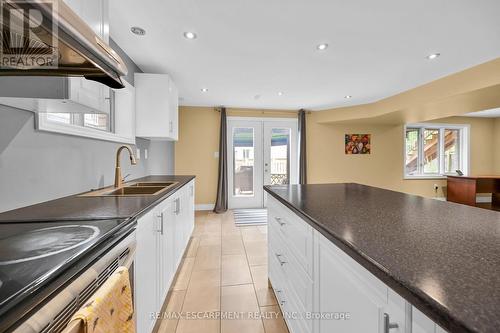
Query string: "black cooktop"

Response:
xmin=0 ymin=218 xmax=131 ymax=324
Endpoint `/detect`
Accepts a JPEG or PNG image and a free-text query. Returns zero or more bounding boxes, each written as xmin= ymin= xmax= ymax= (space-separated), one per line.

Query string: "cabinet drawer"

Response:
xmin=268 ymin=196 xmax=313 ymax=277
xmin=269 ymin=227 xmax=313 ymax=333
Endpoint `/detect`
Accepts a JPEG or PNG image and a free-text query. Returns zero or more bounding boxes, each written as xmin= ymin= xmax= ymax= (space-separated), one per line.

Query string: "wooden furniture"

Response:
xmin=447 ymin=175 xmax=500 ymax=210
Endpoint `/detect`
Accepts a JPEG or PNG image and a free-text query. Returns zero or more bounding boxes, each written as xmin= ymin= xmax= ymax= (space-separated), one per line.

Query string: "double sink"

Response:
xmin=80 ymin=181 xmax=178 ymax=197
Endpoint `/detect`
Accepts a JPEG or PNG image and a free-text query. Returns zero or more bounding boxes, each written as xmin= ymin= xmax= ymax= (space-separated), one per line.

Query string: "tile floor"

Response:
xmin=156 ymin=210 xmax=289 ymax=333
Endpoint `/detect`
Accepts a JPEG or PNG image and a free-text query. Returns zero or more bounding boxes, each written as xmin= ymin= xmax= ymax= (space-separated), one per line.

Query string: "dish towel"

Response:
xmin=69 ymin=266 xmax=135 ymax=333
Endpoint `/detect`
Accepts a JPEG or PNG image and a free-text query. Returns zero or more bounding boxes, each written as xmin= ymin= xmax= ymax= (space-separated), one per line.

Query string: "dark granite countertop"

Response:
xmin=264 ymin=183 xmax=500 ymax=333
xmin=0 ymin=175 xmax=195 ymax=222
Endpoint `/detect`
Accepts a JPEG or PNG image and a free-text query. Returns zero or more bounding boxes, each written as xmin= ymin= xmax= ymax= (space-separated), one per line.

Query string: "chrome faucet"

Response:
xmin=114 ymin=145 xmax=137 ymax=188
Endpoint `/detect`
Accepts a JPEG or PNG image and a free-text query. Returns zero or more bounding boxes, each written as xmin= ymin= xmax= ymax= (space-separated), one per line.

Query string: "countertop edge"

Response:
xmin=264 ymin=185 xmax=470 ymax=333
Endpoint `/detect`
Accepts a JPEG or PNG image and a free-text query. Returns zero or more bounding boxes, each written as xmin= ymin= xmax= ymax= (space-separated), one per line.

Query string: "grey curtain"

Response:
xmin=298 ymin=109 xmax=307 ymax=184
xmin=214 ymin=107 xmax=228 ymax=213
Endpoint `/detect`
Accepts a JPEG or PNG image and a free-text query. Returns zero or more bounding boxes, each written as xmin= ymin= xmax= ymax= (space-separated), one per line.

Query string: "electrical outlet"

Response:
xmin=136 ymin=149 xmax=141 ymax=160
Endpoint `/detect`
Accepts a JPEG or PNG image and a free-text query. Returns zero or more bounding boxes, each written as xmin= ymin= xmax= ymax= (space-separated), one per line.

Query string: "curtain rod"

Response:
xmin=214 ymin=107 xmax=311 ymax=114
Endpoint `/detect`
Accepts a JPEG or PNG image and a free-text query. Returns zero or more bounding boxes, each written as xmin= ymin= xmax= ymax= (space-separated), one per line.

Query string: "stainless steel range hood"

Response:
xmin=0 ymin=0 xmax=127 ymax=88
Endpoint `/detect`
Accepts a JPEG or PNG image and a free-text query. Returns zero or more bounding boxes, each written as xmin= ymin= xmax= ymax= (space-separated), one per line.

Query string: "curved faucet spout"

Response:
xmin=114 ymin=145 xmax=137 ymax=188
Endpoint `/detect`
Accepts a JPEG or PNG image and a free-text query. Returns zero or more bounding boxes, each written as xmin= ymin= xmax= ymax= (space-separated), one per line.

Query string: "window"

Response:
xmin=404 ymin=124 xmax=469 ymax=178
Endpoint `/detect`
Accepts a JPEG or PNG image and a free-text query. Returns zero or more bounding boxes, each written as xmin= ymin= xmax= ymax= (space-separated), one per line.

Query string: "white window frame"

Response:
xmin=35 ymin=81 xmax=136 ymax=145
xmin=403 ymin=123 xmax=470 ymax=179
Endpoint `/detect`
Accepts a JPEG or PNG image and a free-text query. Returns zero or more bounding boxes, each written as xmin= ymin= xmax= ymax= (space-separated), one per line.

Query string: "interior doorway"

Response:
xmin=227 ymin=117 xmax=298 ymax=209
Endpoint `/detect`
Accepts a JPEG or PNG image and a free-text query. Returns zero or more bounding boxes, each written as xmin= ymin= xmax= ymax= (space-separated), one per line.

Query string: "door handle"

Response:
xmin=383 ymin=313 xmax=399 ymax=333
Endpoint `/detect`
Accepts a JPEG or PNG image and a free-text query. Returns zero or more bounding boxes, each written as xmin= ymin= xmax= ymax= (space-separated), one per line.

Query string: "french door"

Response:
xmin=227 ymin=118 xmax=298 ymax=209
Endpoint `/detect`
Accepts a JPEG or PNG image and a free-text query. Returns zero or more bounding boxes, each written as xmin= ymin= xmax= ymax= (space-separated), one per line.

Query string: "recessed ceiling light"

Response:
xmin=277 ymin=92 xmax=284 ymax=96
xmin=201 ymin=88 xmax=208 ymax=92
xmin=426 ymin=53 xmax=440 ymax=60
xmin=316 ymin=43 xmax=328 ymax=51
xmin=254 ymin=94 xmax=261 ymax=100
xmin=131 ymin=26 xmax=146 ymax=36
xmin=344 ymin=95 xmax=352 ymax=99
xmin=184 ymin=31 xmax=197 ymax=39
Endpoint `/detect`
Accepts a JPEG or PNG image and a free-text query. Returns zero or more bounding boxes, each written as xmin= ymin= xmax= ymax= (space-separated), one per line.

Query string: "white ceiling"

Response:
xmin=463 ymin=108 xmax=500 ymax=118
xmin=109 ymin=0 xmax=500 ymax=110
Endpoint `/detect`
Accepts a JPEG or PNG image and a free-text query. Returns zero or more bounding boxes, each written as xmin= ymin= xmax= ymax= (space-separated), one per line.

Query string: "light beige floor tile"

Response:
xmin=182 ymin=286 xmax=220 ymax=312
xmin=222 ymin=254 xmax=253 ymax=286
xmin=188 ymin=269 xmax=220 ymax=289
xmin=241 ymin=226 xmax=267 ymax=243
xmin=221 ymin=235 xmax=245 ymax=255
xmin=250 ymin=265 xmax=277 ymax=306
xmin=221 ymin=284 xmax=259 ymax=312
xmin=157 ymin=290 xmax=186 ymax=333
xmin=176 ymin=318 xmax=220 ymax=333
xmin=172 ymin=258 xmax=195 ymax=291
xmin=193 ymin=245 xmax=221 ymax=271
xmin=244 ymin=241 xmax=268 ymax=266
xmin=261 ymin=305 xmax=289 ymax=333
xmin=221 ymin=284 xmax=265 ymax=333
xmin=184 ymin=237 xmax=200 ymax=258
xmin=199 ymin=232 xmax=222 ymax=246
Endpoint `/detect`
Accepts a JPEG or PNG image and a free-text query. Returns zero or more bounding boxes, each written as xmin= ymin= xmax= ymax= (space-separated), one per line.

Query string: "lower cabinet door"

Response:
xmin=317 ymin=235 xmax=388 ymax=333
xmin=135 ymin=209 xmax=160 ymax=333
xmin=159 ymin=198 xmax=176 ymax=301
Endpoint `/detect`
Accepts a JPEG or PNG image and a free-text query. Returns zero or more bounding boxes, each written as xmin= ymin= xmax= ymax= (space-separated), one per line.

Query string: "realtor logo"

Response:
xmin=0 ymin=0 xmax=59 ymax=69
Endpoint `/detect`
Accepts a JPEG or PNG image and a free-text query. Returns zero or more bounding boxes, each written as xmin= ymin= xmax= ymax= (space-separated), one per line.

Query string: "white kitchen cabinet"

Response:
xmin=134 ymin=73 xmax=179 ymax=141
xmin=135 ymin=209 xmax=160 ymax=333
xmin=412 ymin=307 xmax=448 ymax=333
xmin=135 ymin=181 xmax=195 ymax=333
xmin=113 ymin=80 xmax=136 ymax=144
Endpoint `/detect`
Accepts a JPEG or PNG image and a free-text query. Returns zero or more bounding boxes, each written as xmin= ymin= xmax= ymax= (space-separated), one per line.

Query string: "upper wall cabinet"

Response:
xmin=0 ymin=0 xmax=111 ymax=115
xmin=134 ymin=73 xmax=179 ymax=141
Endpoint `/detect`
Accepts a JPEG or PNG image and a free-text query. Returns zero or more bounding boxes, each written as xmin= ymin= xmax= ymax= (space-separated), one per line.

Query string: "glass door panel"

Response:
xmin=233 ymin=127 xmax=255 ymax=196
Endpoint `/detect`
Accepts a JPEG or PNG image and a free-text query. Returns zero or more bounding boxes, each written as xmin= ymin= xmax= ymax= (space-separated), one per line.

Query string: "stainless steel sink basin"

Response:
xmin=79 ymin=181 xmax=178 ymax=197
xmin=128 ymin=182 xmax=176 ymax=187
xmin=104 ymin=186 xmax=167 ymax=196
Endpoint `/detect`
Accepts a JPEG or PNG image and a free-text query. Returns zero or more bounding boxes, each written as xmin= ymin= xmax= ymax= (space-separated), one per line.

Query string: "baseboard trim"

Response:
xmin=195 ymin=204 xmax=215 ymax=211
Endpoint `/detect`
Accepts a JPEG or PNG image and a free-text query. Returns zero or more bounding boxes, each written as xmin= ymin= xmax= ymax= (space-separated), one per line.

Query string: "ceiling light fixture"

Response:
xmin=277 ymin=92 xmax=284 ymax=96
xmin=184 ymin=31 xmax=197 ymax=39
xmin=201 ymin=88 xmax=208 ymax=92
xmin=254 ymin=94 xmax=261 ymax=100
xmin=426 ymin=53 xmax=440 ymax=60
xmin=131 ymin=26 xmax=146 ymax=36
xmin=344 ymin=95 xmax=352 ymax=99
xmin=316 ymin=43 xmax=328 ymax=51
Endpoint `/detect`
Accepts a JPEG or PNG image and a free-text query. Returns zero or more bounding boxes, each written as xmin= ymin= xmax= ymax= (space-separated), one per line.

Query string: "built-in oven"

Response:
xmin=12 ymin=229 xmax=136 ymax=333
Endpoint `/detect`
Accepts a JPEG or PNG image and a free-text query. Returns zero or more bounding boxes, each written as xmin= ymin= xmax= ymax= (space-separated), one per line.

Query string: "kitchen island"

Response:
xmin=264 ymin=183 xmax=500 ymax=333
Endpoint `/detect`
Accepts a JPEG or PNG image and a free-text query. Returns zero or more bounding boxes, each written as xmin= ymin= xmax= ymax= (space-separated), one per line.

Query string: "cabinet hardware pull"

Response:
xmin=157 ymin=213 xmax=164 ymax=235
xmin=383 ymin=313 xmax=399 ymax=333
xmin=175 ymin=198 xmax=181 ymax=214
xmin=275 ymin=217 xmax=286 ymax=226
xmin=275 ymin=253 xmax=287 ymax=266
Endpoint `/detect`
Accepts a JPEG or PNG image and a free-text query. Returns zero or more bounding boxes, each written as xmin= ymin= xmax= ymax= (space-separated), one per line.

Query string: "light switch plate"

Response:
xmin=214 ymin=151 xmax=219 ymax=158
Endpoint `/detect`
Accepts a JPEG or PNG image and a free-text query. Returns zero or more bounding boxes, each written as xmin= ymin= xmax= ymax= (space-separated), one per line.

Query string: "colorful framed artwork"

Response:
xmin=345 ymin=134 xmax=371 ymax=154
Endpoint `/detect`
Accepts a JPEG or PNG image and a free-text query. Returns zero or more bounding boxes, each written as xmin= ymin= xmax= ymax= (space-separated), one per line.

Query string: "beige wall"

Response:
xmin=307 ymin=115 xmax=497 ymax=198
xmin=175 ymin=106 xmax=295 ymax=205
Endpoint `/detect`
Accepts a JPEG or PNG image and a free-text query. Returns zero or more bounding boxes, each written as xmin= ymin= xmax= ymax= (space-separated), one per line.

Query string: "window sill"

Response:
xmin=404 ymin=175 xmax=457 ymax=180
xmin=36 ymin=115 xmax=135 ymax=145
